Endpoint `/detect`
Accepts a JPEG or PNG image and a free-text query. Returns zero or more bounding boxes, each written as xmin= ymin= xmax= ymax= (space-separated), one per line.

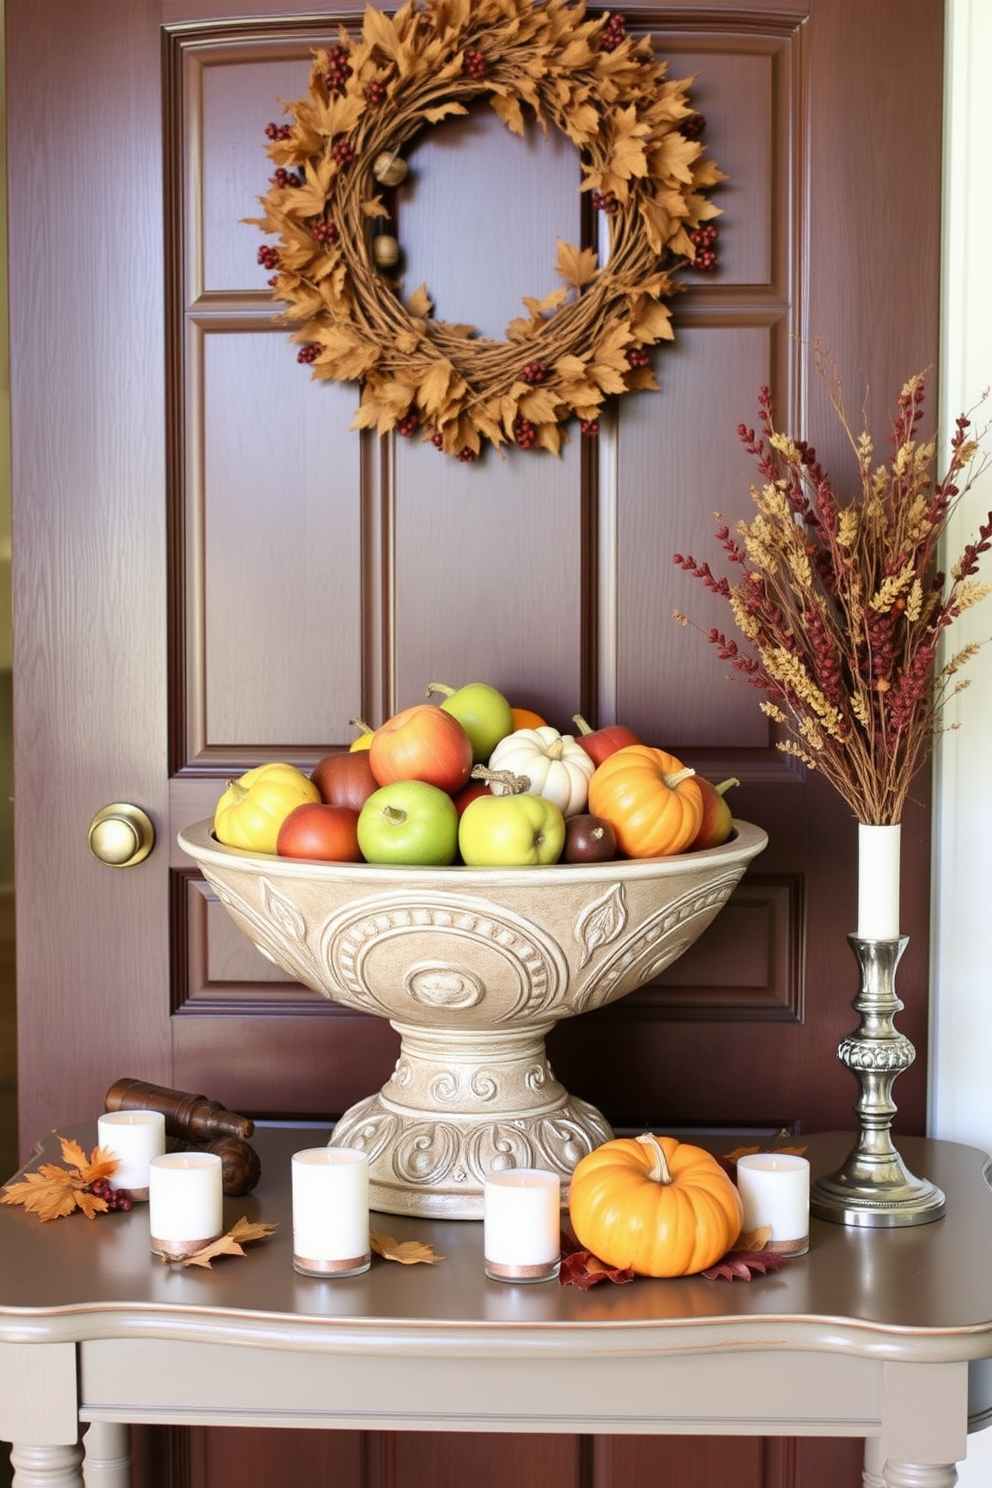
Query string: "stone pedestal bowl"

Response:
xmin=178 ymin=818 xmax=767 ymax=1218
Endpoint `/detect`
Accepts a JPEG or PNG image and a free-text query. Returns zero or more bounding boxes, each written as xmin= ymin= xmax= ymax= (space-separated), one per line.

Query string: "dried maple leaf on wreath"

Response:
xmin=1 ymin=1135 xmax=119 ymax=1221
xmin=173 ymin=1217 xmax=279 ymax=1269
xmin=370 ymin=1228 xmax=444 ymax=1265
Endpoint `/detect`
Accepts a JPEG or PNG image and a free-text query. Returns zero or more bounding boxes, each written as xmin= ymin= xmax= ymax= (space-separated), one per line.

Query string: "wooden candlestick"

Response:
xmin=104 ymin=1078 xmax=255 ymax=1141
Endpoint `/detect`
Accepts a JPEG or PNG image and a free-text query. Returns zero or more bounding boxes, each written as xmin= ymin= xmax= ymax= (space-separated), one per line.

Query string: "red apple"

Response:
xmin=276 ymin=803 xmax=362 ymax=862
xmin=562 ymin=813 xmax=617 ymax=863
xmin=687 ymin=776 xmax=739 ymax=850
xmin=369 ymin=703 xmax=473 ymax=793
xmin=572 ymin=713 xmax=642 ymax=766
xmin=310 ymin=750 xmax=379 ymax=813
xmin=451 ymin=778 xmax=491 ymax=817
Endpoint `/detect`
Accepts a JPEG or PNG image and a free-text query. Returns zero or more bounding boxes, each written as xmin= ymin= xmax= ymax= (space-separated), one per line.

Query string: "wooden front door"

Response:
xmin=6 ymin=1 xmax=944 ymax=1485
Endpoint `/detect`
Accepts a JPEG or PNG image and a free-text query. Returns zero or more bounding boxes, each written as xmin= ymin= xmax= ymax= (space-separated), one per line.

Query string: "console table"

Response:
xmin=3 ymin=1127 xmax=992 ymax=1488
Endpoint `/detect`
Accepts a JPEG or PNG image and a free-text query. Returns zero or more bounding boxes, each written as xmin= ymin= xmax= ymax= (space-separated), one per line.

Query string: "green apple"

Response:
xmin=357 ymin=781 xmax=458 ymax=866
xmin=426 ymin=681 xmax=514 ymax=763
xmin=458 ymin=792 xmax=565 ymax=867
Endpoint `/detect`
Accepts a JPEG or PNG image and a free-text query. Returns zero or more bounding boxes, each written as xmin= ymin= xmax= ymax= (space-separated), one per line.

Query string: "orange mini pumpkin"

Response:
xmin=587 ymin=745 xmax=703 ymax=857
xmin=567 ymin=1133 xmax=743 ymax=1277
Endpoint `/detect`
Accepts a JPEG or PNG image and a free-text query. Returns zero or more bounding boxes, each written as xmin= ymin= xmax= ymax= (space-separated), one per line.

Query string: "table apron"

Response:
xmin=79 ymin=1337 xmax=887 ymax=1437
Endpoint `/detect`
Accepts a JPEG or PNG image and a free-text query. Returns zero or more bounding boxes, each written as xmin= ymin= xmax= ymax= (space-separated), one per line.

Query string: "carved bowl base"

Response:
xmin=329 ymin=1021 xmax=613 ymax=1218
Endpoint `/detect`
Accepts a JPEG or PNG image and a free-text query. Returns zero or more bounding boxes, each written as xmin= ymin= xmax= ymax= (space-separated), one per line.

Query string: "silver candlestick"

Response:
xmin=810 ymin=935 xmax=946 ymax=1227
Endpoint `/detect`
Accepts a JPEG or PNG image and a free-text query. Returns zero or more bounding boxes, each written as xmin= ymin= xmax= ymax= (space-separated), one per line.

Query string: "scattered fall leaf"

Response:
xmin=1 ymin=1135 xmax=119 ymax=1222
xmin=171 ymin=1217 xmax=279 ymax=1269
xmin=370 ymin=1228 xmax=444 ymax=1265
xmin=559 ymin=1248 xmax=635 ymax=1289
xmin=700 ymin=1250 xmax=786 ymax=1283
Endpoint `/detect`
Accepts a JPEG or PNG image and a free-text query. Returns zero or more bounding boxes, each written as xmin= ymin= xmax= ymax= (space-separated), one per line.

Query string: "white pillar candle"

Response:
xmin=148 ymin=1152 xmax=224 ymax=1260
xmin=97 ymin=1110 xmax=166 ymax=1200
xmin=735 ymin=1153 xmax=810 ymax=1256
xmin=857 ymin=822 xmax=901 ymax=939
xmin=292 ymin=1148 xmax=370 ymax=1277
xmin=483 ymin=1169 xmax=561 ymax=1282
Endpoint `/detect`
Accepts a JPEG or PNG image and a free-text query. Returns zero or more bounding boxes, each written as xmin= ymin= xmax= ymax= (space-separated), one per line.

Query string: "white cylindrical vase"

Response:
xmin=148 ymin=1152 xmax=224 ymax=1259
xmin=483 ymin=1169 xmax=561 ymax=1282
xmin=292 ymin=1148 xmax=370 ymax=1277
xmin=736 ymin=1153 xmax=810 ymax=1255
xmin=97 ymin=1109 xmax=166 ymax=1200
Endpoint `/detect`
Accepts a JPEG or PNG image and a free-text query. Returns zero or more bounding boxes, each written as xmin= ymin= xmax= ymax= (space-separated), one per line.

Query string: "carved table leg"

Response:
xmin=9 ymin=1441 xmax=84 ymax=1487
xmin=82 ymin=1424 xmax=130 ymax=1488
xmin=880 ymin=1462 xmax=958 ymax=1487
xmin=864 ymin=1437 xmax=886 ymax=1487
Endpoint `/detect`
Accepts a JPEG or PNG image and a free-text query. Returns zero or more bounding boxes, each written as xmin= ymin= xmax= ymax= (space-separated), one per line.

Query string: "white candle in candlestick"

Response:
xmin=735 ymin=1153 xmax=810 ymax=1256
xmin=148 ymin=1152 xmax=224 ymax=1259
xmin=97 ymin=1110 xmax=166 ymax=1199
xmin=292 ymin=1148 xmax=370 ymax=1277
xmin=484 ymin=1169 xmax=561 ymax=1282
xmin=857 ymin=822 xmax=901 ymax=940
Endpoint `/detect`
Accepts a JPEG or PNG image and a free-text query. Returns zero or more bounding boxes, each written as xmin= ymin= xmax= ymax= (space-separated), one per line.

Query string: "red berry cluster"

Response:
xmin=626 ymin=346 xmax=650 ymax=369
xmin=681 ymin=112 xmax=706 ymax=141
xmin=457 ymin=447 xmax=477 ymax=463
xmin=580 ymin=419 xmax=600 ymax=437
xmin=257 ymin=244 xmax=279 ymax=270
xmin=463 ymin=47 xmax=488 ymax=79
xmin=324 ymin=45 xmax=353 ymax=94
xmin=87 ymin=1178 xmax=133 ymax=1213
xmin=297 ymin=343 xmax=321 ymax=364
xmin=332 ymin=138 xmax=355 ymax=168
xmin=689 ymin=223 xmax=719 ymax=270
xmin=397 ymin=413 xmax=419 ymax=437
xmin=264 ymin=122 xmax=291 ymax=142
xmin=365 ymin=79 xmax=387 ymax=105
xmin=521 ymin=360 xmax=546 ymax=385
xmin=431 ymin=430 xmax=445 ymax=449
xmin=272 ymin=167 xmax=302 ymax=189
xmin=592 ymin=190 xmax=618 ymax=214
xmin=599 ymin=13 xmax=626 ymax=51
xmin=514 ymin=415 xmax=537 ymax=449
xmin=311 ymin=220 xmax=339 ymax=245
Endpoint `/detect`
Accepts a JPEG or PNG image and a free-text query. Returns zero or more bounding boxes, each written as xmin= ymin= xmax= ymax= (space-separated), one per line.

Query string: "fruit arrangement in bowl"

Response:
xmin=178 ymin=681 xmax=766 ymax=1219
xmin=210 ymin=679 xmax=742 ymax=871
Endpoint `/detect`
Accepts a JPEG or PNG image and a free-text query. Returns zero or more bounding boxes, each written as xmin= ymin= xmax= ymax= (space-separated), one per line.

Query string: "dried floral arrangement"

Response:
xmin=248 ymin=0 xmax=724 ymax=460
xmin=674 ymin=350 xmax=992 ymax=824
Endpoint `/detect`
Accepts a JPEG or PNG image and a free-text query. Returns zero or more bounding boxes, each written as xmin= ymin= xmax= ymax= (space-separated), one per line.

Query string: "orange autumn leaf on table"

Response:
xmin=173 ymin=1217 xmax=279 ymax=1269
xmin=1 ymin=1135 xmax=118 ymax=1221
xmin=370 ymin=1229 xmax=444 ymax=1265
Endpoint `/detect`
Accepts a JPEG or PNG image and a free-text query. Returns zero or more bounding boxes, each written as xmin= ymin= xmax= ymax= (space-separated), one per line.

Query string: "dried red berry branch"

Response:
xmin=674 ymin=346 xmax=992 ymax=824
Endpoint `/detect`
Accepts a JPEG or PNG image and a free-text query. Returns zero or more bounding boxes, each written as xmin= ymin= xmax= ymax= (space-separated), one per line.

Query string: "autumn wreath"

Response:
xmin=250 ymin=0 xmax=724 ymax=459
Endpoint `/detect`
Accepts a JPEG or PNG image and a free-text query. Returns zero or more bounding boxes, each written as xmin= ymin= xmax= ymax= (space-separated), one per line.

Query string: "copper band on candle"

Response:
xmin=484 ymin=1258 xmax=561 ymax=1282
xmin=293 ymin=1252 xmax=371 ymax=1276
xmin=150 ymin=1233 xmax=222 ymax=1261
xmin=764 ymin=1235 xmax=809 ymax=1256
xmin=128 ymin=1186 xmax=150 ymax=1203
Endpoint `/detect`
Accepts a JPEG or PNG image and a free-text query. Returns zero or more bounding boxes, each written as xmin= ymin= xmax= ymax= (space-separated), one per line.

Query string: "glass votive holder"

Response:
xmin=148 ymin=1151 xmax=224 ymax=1260
xmin=735 ymin=1153 xmax=810 ymax=1256
xmin=97 ymin=1109 xmax=166 ymax=1201
xmin=292 ymin=1147 xmax=371 ymax=1277
xmin=483 ymin=1168 xmax=561 ymax=1283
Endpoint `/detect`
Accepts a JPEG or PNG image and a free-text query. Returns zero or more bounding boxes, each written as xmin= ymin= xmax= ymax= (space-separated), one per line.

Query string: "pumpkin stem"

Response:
xmin=226 ymin=782 xmax=248 ymax=804
xmin=546 ymin=738 xmax=564 ymax=761
xmin=349 ymin=718 xmax=375 ymax=737
xmin=663 ymin=766 xmax=696 ymax=789
xmin=636 ymin=1132 xmax=673 ymax=1185
xmin=471 ymin=764 xmax=531 ymax=795
xmin=425 ymin=683 xmax=456 ymax=700
xmin=715 ymin=777 xmax=740 ymax=797
xmin=572 ymin=713 xmax=595 ymax=736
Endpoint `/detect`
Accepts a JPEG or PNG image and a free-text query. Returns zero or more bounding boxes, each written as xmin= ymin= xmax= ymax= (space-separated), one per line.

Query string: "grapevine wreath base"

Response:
xmin=250 ymin=0 xmax=724 ymax=459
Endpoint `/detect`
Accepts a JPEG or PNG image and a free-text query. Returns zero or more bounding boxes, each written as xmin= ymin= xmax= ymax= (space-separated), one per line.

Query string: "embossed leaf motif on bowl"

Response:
xmin=178 ymin=818 xmax=766 ymax=1218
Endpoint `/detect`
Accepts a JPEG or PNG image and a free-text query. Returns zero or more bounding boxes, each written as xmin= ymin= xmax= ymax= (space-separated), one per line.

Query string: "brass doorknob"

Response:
xmin=88 ymin=804 xmax=156 ymax=867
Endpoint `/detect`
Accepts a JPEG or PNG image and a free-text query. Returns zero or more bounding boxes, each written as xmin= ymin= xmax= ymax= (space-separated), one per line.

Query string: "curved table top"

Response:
xmin=2 ymin=1127 xmax=992 ymax=1366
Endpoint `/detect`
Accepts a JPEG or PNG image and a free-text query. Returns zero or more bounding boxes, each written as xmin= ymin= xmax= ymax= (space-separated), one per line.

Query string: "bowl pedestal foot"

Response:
xmin=328 ymin=1020 xmax=613 ymax=1219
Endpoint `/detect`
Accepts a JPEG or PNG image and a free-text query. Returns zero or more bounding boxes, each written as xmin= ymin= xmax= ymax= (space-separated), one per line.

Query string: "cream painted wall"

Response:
xmin=934 ymin=0 xmax=992 ymax=1480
